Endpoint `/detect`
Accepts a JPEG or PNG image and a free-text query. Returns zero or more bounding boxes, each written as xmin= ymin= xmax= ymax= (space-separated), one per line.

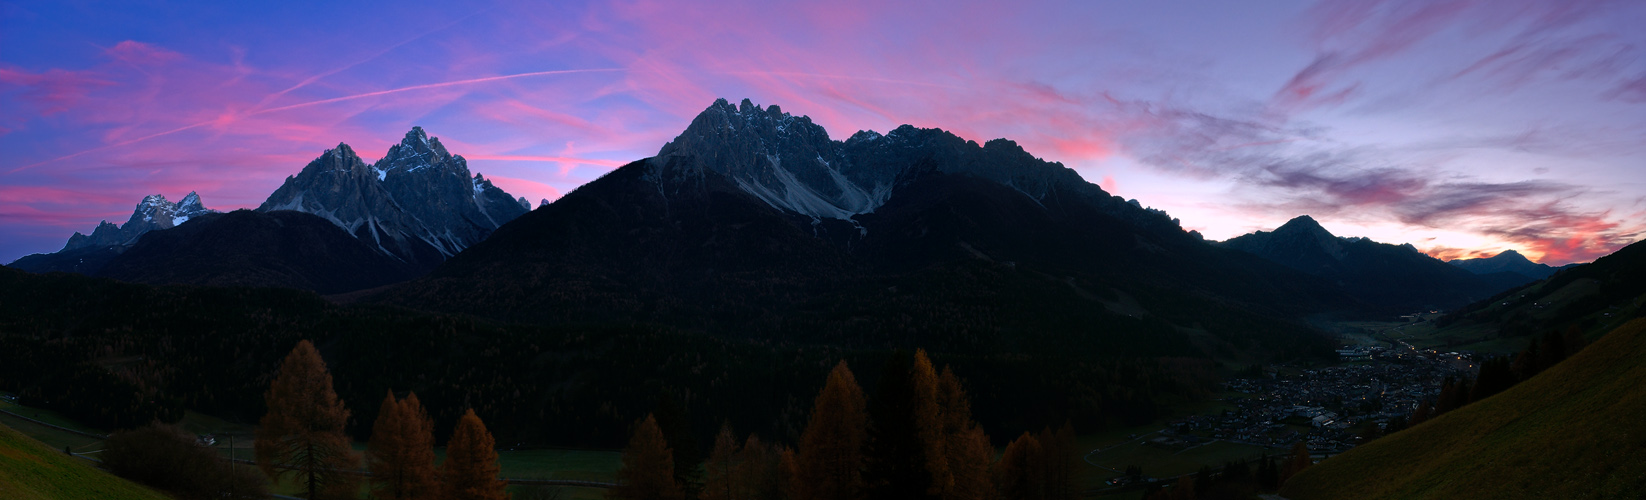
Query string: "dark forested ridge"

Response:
xmin=1436 ymin=238 xmax=1646 ymax=340
xmin=1221 ymin=215 xmax=1526 ymax=313
xmin=96 ymin=210 xmax=424 ymax=295
xmin=0 ymin=265 xmax=1220 ymax=447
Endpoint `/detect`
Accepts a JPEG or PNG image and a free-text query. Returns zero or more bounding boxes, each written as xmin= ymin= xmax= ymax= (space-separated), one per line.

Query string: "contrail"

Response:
xmin=7 ymin=68 xmax=623 ymax=174
xmin=251 ymin=6 xmax=494 ymax=110
xmin=255 ymin=69 xmax=622 ymax=114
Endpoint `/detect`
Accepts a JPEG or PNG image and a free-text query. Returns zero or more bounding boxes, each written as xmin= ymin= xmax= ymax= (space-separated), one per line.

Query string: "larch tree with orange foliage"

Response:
xmin=994 ymin=432 xmax=1042 ymax=500
xmin=440 ymin=409 xmax=508 ymax=500
xmin=367 ymin=391 xmax=438 ymax=500
xmin=936 ymin=368 xmax=993 ymax=500
xmin=735 ymin=435 xmax=784 ymax=500
xmin=795 ymin=360 xmax=868 ymax=500
xmin=255 ymin=340 xmax=359 ymax=500
xmin=1036 ymin=423 xmax=1077 ymax=500
xmin=610 ymin=414 xmax=683 ymax=500
xmin=863 ymin=350 xmax=950 ymax=500
xmin=702 ymin=423 xmax=740 ymax=500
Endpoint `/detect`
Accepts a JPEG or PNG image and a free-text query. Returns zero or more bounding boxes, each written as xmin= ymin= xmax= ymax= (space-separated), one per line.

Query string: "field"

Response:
xmin=0 ymin=420 xmax=172 ymax=500
xmin=4 ymin=393 xmax=621 ymax=499
xmin=1281 ymin=319 xmax=1646 ymax=499
xmin=1071 ymin=392 xmax=1285 ymax=498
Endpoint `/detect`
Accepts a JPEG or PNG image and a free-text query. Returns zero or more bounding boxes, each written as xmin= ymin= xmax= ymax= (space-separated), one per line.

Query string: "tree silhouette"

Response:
xmin=1280 ymin=441 xmax=1311 ymax=487
xmin=863 ymin=351 xmax=946 ymax=500
xmin=735 ymin=436 xmax=783 ymax=500
xmin=610 ymin=414 xmax=684 ymax=500
xmin=368 ymin=391 xmax=438 ymax=500
xmin=654 ymin=395 xmax=702 ymax=499
xmin=936 ymin=367 xmax=992 ymax=500
xmin=796 ymin=360 xmax=868 ymax=500
xmin=1036 ymin=423 xmax=1076 ymax=500
xmin=993 ymin=432 xmax=1042 ymax=500
xmin=440 ymin=409 xmax=508 ymax=500
xmin=255 ymin=340 xmax=359 ymax=500
xmin=702 ymin=423 xmax=739 ymax=500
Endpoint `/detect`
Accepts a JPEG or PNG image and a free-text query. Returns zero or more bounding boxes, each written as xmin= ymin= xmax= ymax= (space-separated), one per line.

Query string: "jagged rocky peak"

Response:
xmin=377 ymin=126 xmax=462 ymax=177
xmin=650 ymin=98 xmax=1116 ymax=224
xmin=258 ymin=126 xmax=527 ymax=267
xmin=61 ymin=191 xmax=217 ymax=251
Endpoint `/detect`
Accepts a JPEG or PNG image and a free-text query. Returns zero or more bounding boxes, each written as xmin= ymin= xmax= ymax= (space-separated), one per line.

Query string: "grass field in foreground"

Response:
xmin=0 ymin=421 xmax=172 ymax=500
xmin=1282 ymin=318 xmax=1646 ymax=499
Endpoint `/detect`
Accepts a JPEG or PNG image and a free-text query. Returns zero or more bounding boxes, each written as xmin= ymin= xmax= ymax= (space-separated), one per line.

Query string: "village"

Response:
xmin=1160 ymin=342 xmax=1473 ymax=456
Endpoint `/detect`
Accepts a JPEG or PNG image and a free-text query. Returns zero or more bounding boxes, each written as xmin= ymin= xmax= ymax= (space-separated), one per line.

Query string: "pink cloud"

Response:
xmin=104 ymin=40 xmax=184 ymax=66
xmin=0 ymin=67 xmax=114 ymax=115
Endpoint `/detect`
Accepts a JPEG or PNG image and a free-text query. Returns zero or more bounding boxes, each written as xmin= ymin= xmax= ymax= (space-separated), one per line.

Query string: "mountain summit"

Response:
xmin=8 ymin=192 xmax=219 ymax=275
xmin=649 ymin=98 xmax=1148 ymax=226
xmin=1222 ymin=216 xmax=1520 ymax=312
xmin=1449 ymin=249 xmax=1570 ymax=281
xmin=259 ymin=126 xmax=529 ymax=270
xmin=62 ymin=192 xmax=216 ymax=251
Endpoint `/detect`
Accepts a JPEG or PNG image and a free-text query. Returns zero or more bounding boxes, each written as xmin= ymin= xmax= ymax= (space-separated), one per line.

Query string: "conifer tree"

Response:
xmin=993 ymin=432 xmax=1042 ymax=500
xmin=1279 ymin=441 xmax=1311 ymax=486
xmin=611 ymin=414 xmax=684 ymax=500
xmin=1035 ymin=423 xmax=1076 ymax=500
xmin=1257 ymin=453 xmax=1278 ymax=491
xmin=909 ymin=351 xmax=952 ymax=497
xmin=936 ymin=368 xmax=991 ymax=500
xmin=702 ymin=423 xmax=739 ymax=500
xmin=368 ymin=391 xmax=438 ymax=500
xmin=779 ymin=447 xmax=801 ymax=500
xmin=440 ymin=409 xmax=508 ymax=500
xmin=863 ymin=351 xmax=954 ymax=500
xmin=796 ymin=360 xmax=867 ymax=500
xmin=256 ymin=340 xmax=359 ymax=500
xmin=735 ymin=436 xmax=783 ymax=500
xmin=655 ymin=395 xmax=702 ymax=499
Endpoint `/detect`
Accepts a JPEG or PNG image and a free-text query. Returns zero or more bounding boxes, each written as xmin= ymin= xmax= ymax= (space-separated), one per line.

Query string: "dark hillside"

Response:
xmin=1281 ymin=318 xmax=1646 ymax=499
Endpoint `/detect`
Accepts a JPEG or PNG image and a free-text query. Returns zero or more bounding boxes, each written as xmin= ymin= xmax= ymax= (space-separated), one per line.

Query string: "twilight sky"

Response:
xmin=3 ymin=0 xmax=1643 ymax=265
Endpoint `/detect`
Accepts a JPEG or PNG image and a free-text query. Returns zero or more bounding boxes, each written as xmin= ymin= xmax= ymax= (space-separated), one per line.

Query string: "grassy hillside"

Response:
xmin=1281 ymin=318 xmax=1646 ymax=499
xmin=0 ymin=421 xmax=172 ymax=500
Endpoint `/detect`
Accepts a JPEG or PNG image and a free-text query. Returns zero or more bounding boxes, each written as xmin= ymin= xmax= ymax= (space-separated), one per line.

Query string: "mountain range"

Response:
xmin=367 ymin=99 xmax=1360 ymax=361
xmin=1219 ymin=215 xmax=1531 ymax=313
xmin=7 ymin=99 xmax=1556 ymax=327
xmin=8 ymin=127 xmax=528 ymax=292
xmin=1447 ymin=249 xmax=1573 ymax=282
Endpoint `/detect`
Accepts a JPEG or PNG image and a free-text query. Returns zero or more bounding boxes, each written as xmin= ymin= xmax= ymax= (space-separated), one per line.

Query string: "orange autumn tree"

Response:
xmin=367 ymin=391 xmax=438 ymax=500
xmin=993 ymin=432 xmax=1043 ymax=500
xmin=910 ymin=351 xmax=953 ymax=498
xmin=795 ymin=360 xmax=868 ymax=500
xmin=256 ymin=340 xmax=359 ymax=500
xmin=702 ymin=423 xmax=739 ymax=500
xmin=936 ymin=368 xmax=993 ymax=500
xmin=610 ymin=414 xmax=683 ymax=500
xmin=440 ymin=409 xmax=508 ymax=500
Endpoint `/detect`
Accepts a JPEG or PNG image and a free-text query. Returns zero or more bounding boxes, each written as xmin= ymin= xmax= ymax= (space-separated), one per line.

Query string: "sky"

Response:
xmin=2 ymin=0 xmax=1643 ymax=266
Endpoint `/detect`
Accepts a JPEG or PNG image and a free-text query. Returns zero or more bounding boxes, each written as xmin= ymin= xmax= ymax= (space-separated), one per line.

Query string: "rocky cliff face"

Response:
xmin=259 ymin=127 xmax=528 ymax=269
xmin=649 ymin=98 xmax=1162 ymax=227
xmin=62 ymin=192 xmax=216 ymax=251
